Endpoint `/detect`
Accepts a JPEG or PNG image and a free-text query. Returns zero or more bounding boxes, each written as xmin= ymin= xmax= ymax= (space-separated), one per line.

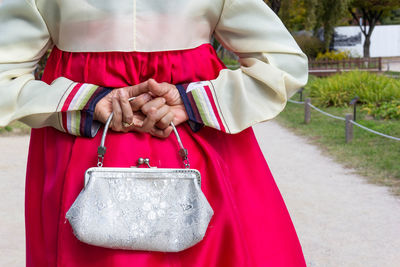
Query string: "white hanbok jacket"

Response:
xmin=0 ymin=0 xmax=308 ymax=136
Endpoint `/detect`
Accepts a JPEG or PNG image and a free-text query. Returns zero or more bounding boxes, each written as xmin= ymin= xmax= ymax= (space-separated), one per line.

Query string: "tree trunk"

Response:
xmin=349 ymin=9 xmax=382 ymax=59
xmin=363 ymin=34 xmax=371 ymax=58
xmin=270 ymin=0 xmax=282 ymax=14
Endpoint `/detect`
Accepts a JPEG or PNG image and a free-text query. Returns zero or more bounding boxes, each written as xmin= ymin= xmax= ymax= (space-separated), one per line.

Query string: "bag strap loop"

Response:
xmin=97 ymin=97 xmax=190 ymax=168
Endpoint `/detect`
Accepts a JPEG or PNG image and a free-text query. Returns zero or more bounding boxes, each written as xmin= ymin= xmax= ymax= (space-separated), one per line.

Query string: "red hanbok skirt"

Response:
xmin=25 ymin=44 xmax=306 ymax=266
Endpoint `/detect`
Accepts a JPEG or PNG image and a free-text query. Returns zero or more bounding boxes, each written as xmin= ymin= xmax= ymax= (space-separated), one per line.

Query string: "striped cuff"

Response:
xmin=176 ymin=81 xmax=226 ymax=132
xmin=177 ymin=84 xmax=203 ymax=132
xmin=60 ymin=83 xmax=112 ymax=137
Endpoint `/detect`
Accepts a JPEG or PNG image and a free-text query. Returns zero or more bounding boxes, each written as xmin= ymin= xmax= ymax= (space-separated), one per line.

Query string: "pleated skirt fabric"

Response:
xmin=25 ymin=44 xmax=306 ymax=267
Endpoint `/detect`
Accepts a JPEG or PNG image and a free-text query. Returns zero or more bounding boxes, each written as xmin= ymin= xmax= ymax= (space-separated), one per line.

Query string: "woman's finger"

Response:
xmin=148 ymin=79 xmax=182 ymax=105
xmin=132 ymin=112 xmax=145 ymax=128
xmin=141 ymin=97 xmax=166 ymax=115
xmin=121 ymin=111 xmax=146 ymax=131
xmin=124 ymin=80 xmax=151 ymax=99
xmin=155 ymin=111 xmax=174 ymax=130
xmin=118 ymin=90 xmax=135 ymax=127
xmin=150 ymin=125 xmax=173 ymax=139
xmin=140 ymin=103 xmax=170 ymax=133
xmin=130 ymin=93 xmax=152 ymax=112
xmin=111 ymin=96 xmax=123 ymax=132
xmin=147 ymin=79 xmax=165 ymax=96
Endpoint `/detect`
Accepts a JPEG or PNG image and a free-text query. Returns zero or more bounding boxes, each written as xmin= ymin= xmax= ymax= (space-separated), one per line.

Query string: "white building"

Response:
xmin=333 ymin=25 xmax=400 ymax=58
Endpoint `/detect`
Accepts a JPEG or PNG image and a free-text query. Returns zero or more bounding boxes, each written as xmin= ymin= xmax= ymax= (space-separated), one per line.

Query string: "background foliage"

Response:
xmin=294 ymin=35 xmax=325 ymax=59
xmin=316 ymin=50 xmax=351 ymax=61
xmin=266 ymin=0 xmax=400 ymax=57
xmin=307 ymin=71 xmax=400 ymax=119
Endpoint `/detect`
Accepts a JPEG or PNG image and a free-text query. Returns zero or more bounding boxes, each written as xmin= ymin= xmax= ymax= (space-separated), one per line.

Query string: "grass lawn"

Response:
xmin=276 ymin=98 xmax=400 ymax=195
xmin=0 ymin=121 xmax=31 ymax=136
xmin=384 ymin=71 xmax=400 ymax=79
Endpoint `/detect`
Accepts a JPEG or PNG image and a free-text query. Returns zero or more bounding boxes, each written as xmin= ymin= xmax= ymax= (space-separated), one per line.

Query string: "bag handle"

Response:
xmin=97 ymin=97 xmax=190 ymax=169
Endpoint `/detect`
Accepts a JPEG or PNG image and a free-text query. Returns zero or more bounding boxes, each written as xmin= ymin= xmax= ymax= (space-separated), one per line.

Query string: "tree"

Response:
xmin=280 ymin=0 xmax=309 ymax=31
xmin=313 ymin=0 xmax=351 ymax=50
xmin=263 ymin=0 xmax=400 ymax=58
xmin=264 ymin=0 xmax=282 ymax=15
xmin=349 ymin=0 xmax=400 ymax=58
xmin=381 ymin=8 xmax=400 ymax=24
xmin=264 ymin=0 xmax=349 ymax=50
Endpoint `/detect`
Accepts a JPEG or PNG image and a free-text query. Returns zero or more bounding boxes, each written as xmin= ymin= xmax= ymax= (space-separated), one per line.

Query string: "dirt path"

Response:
xmin=0 ymin=136 xmax=29 ymax=267
xmin=253 ymin=121 xmax=400 ymax=267
xmin=1 ymin=121 xmax=400 ymax=266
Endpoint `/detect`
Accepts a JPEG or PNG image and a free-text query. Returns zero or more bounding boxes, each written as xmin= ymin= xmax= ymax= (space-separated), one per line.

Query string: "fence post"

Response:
xmin=298 ymin=87 xmax=304 ymax=102
xmin=345 ymin=114 xmax=354 ymax=143
xmin=304 ymin=98 xmax=311 ymax=124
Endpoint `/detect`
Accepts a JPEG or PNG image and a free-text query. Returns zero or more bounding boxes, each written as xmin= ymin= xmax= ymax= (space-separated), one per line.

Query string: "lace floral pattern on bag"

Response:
xmin=66 ymin=169 xmax=214 ymax=252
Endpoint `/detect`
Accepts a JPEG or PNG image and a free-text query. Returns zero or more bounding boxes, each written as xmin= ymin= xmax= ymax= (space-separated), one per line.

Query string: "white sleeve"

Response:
xmin=179 ymin=0 xmax=308 ymax=133
xmin=0 ymin=0 xmax=109 ymax=137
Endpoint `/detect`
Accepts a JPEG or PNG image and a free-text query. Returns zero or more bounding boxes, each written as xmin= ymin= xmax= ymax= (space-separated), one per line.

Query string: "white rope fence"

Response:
xmin=287 ymin=99 xmax=305 ymax=104
xmin=349 ymin=120 xmax=400 ymax=142
xmin=288 ymin=95 xmax=400 ymax=143
xmin=308 ymin=103 xmax=346 ymax=121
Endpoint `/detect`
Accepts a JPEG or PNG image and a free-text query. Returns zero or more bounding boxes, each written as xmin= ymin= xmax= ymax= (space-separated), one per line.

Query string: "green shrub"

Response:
xmin=221 ymin=57 xmax=239 ymax=67
xmin=0 ymin=125 xmax=14 ymax=133
xmin=316 ymin=50 xmax=351 ymax=61
xmin=294 ymin=35 xmax=325 ymax=59
xmin=361 ymin=100 xmax=400 ymax=120
xmin=34 ymin=49 xmax=52 ymax=80
xmin=307 ymin=71 xmax=400 ymax=119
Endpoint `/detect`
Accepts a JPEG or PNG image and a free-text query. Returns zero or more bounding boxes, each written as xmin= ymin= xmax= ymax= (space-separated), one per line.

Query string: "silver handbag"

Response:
xmin=66 ymin=112 xmax=214 ymax=252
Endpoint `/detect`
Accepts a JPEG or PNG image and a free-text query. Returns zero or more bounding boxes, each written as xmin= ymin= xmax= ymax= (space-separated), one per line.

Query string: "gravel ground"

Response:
xmin=253 ymin=121 xmax=400 ymax=267
xmin=1 ymin=121 xmax=400 ymax=266
xmin=0 ymin=136 xmax=29 ymax=267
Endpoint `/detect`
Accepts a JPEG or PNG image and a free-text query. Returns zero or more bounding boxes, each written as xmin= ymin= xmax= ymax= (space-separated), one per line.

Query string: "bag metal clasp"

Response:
xmin=132 ymin=157 xmax=156 ymax=168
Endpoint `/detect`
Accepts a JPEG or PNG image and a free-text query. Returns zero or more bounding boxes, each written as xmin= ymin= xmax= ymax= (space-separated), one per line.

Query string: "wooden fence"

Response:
xmin=309 ymin=57 xmax=383 ymax=77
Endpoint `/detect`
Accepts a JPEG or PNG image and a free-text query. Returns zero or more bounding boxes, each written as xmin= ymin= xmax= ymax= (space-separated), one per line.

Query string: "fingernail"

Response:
xmin=134 ymin=120 xmax=144 ymax=127
xmin=143 ymin=94 xmax=152 ymax=101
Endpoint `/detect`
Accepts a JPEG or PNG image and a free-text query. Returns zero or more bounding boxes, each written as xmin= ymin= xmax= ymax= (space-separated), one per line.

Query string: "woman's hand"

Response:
xmin=134 ymin=79 xmax=188 ymax=138
xmin=93 ymin=83 xmax=152 ymax=132
xmin=146 ymin=79 xmax=189 ymax=127
xmin=94 ymin=79 xmax=189 ymax=138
